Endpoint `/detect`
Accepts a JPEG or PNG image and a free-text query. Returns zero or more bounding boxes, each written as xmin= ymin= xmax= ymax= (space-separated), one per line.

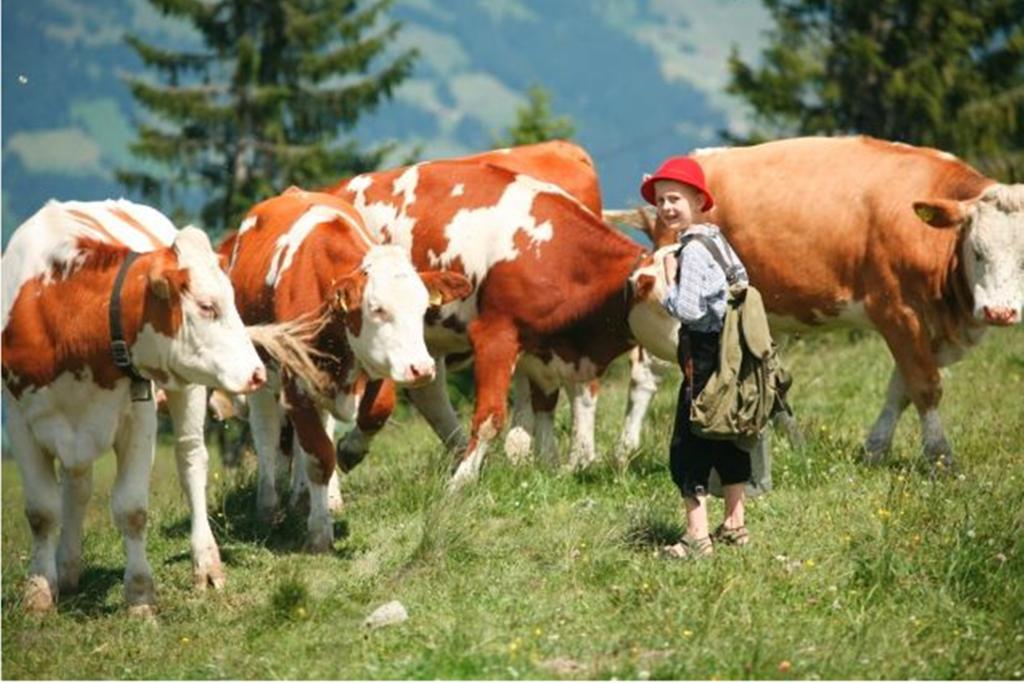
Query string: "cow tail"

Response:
xmin=245 ymin=314 xmax=333 ymax=397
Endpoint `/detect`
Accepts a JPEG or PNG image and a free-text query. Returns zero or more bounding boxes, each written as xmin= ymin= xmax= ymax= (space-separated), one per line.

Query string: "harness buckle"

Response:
xmin=111 ymin=339 xmax=133 ymax=369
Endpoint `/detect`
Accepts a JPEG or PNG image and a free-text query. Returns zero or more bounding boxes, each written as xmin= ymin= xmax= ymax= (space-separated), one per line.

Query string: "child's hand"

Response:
xmin=663 ymin=252 xmax=678 ymax=284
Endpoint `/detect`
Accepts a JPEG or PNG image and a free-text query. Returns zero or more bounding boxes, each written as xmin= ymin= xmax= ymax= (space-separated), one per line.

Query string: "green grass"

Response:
xmin=3 ymin=328 xmax=1024 ymax=679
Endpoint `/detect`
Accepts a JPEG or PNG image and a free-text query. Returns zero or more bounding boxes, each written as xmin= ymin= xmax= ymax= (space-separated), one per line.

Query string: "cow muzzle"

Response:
xmin=982 ymin=305 xmax=1020 ymax=326
xmin=402 ymin=360 xmax=437 ymax=387
xmin=239 ymin=365 xmax=268 ymax=393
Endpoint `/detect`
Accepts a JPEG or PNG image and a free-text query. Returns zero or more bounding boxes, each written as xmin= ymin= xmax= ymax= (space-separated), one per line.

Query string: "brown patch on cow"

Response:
xmin=2 ymin=248 xmax=184 ymax=394
xmin=355 ymin=377 xmax=396 ymax=434
xmin=633 ymin=273 xmax=656 ymax=301
xmin=122 ymin=509 xmax=148 ymax=537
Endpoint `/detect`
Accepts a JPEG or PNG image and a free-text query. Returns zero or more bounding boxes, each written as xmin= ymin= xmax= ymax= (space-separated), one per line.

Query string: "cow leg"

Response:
xmin=56 ymin=462 xmax=93 ymax=595
xmin=406 ymin=357 xmax=469 ymax=453
xmin=873 ymin=307 xmax=953 ymax=469
xmin=503 ymin=367 xmax=535 ymax=464
xmin=284 ymin=385 xmax=337 ymax=553
xmin=248 ymin=386 xmax=283 ymax=522
xmin=616 ymin=347 xmax=669 ymax=466
xmin=291 ymin=413 xmax=343 ymax=513
xmin=449 ymin=316 xmax=520 ymax=491
xmin=6 ymin=389 xmax=60 ymax=613
xmin=166 ymin=385 xmax=225 ymax=590
xmin=336 ymin=378 xmax=395 ymax=473
xmin=864 ymin=369 xmax=911 ymax=462
xmin=530 ymin=382 xmax=560 ymax=465
xmin=111 ymin=401 xmax=157 ymax=616
xmin=567 ymin=380 xmax=600 ymax=471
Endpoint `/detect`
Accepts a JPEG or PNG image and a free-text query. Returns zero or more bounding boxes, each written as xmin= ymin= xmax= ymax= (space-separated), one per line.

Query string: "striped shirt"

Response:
xmin=662 ymin=224 xmax=749 ymax=333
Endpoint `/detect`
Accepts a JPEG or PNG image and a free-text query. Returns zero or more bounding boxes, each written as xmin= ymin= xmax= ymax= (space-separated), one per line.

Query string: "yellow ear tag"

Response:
xmin=915 ymin=205 xmax=936 ymax=223
xmin=335 ymin=291 xmax=349 ymax=313
xmin=429 ymin=290 xmax=444 ymax=307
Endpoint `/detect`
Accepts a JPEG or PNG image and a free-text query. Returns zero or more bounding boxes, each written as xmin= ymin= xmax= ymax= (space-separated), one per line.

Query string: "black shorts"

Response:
xmin=669 ymin=330 xmax=751 ymax=498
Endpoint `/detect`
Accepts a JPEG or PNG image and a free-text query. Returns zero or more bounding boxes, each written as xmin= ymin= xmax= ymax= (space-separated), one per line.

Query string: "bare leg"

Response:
xmin=567 ymin=380 xmax=599 ymax=471
xmin=864 ymin=369 xmax=910 ymax=462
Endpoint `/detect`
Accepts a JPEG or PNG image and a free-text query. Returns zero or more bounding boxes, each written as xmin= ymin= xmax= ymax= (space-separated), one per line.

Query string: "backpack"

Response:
xmin=677 ymin=234 xmax=793 ymax=444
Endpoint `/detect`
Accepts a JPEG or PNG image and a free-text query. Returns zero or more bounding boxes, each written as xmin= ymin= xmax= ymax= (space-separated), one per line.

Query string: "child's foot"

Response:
xmin=712 ymin=523 xmax=750 ymax=546
xmin=662 ymin=534 xmax=713 ymax=559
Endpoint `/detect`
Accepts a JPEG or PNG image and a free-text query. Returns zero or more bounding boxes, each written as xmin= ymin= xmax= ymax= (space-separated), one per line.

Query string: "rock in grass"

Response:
xmin=364 ymin=600 xmax=408 ymax=629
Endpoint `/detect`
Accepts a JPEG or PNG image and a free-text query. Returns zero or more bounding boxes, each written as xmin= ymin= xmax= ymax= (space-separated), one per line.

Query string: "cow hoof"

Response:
xmin=194 ymin=563 xmax=227 ymax=591
xmin=24 ymin=576 xmax=55 ymax=614
xmin=124 ymin=573 xmax=156 ymax=611
xmin=861 ymin=442 xmax=890 ymax=465
xmin=503 ymin=427 xmax=533 ymax=465
xmin=127 ymin=604 xmax=157 ymax=621
xmin=305 ymin=534 xmax=334 ymax=554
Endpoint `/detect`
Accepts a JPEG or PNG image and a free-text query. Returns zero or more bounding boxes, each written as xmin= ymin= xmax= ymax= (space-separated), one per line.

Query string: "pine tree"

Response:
xmin=492 ymin=84 xmax=576 ymax=147
xmin=727 ymin=0 xmax=1024 ymax=179
xmin=118 ymin=0 xmax=417 ymax=233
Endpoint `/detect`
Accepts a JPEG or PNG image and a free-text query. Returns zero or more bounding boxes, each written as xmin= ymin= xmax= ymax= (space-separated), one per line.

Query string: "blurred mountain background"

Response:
xmin=1 ymin=0 xmax=770 ymax=245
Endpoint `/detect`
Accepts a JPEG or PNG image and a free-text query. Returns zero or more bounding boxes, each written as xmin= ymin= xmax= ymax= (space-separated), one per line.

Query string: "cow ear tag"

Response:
xmin=334 ymin=289 xmax=349 ymax=313
xmin=429 ymin=290 xmax=444 ymax=307
xmin=915 ymin=205 xmax=936 ymax=223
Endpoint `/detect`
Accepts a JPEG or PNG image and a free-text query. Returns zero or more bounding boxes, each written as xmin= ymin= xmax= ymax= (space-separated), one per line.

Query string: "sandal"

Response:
xmin=712 ymin=523 xmax=750 ymax=547
xmin=662 ymin=534 xmax=713 ymax=559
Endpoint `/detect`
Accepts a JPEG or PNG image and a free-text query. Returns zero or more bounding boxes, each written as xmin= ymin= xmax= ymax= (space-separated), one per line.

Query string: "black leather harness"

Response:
xmin=109 ymin=251 xmax=153 ymax=402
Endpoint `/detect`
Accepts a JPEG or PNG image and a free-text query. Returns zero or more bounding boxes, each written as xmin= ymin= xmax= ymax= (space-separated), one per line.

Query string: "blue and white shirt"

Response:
xmin=662 ymin=224 xmax=749 ymax=333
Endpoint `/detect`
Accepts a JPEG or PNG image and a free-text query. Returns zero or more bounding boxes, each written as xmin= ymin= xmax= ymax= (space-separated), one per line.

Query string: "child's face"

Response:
xmin=654 ymin=180 xmax=704 ymax=233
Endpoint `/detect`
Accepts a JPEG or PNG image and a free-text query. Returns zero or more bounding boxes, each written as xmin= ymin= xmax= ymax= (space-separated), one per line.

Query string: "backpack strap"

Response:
xmin=679 ymin=232 xmax=744 ymax=286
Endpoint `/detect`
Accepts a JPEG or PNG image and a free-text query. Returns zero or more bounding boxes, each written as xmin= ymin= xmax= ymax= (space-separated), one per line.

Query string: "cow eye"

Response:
xmin=371 ymin=305 xmax=390 ymax=321
xmin=973 ymin=246 xmax=984 ymax=262
xmin=198 ymin=301 xmax=219 ymax=320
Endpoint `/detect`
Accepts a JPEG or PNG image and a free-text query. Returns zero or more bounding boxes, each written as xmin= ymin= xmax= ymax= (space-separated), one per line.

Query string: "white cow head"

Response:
xmin=134 ymin=227 xmax=267 ymax=393
xmin=914 ymin=183 xmax=1024 ymax=326
xmin=626 ymin=245 xmax=681 ymax=362
xmin=332 ymin=245 xmax=471 ymax=385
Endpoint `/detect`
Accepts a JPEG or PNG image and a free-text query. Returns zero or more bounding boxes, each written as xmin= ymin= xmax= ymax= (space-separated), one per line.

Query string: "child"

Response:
xmin=640 ymin=156 xmax=752 ymax=558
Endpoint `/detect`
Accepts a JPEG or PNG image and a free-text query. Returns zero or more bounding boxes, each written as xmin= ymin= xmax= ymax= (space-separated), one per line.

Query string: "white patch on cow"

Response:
xmin=451 ymin=183 xmax=465 ymax=197
xmin=430 ymin=174 xmax=560 ymax=284
xmin=346 ymin=174 xmax=418 ymax=252
xmin=230 ymin=216 xmax=259 ymax=270
xmin=393 ymin=164 xmax=420 ymax=206
xmin=265 ymin=204 xmax=365 ymax=288
xmin=1 ymin=200 xmax=176 ymax=330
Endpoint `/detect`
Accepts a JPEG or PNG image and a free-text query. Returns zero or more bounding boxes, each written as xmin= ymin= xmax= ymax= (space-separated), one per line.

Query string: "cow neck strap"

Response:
xmin=109 ymin=251 xmax=153 ymax=402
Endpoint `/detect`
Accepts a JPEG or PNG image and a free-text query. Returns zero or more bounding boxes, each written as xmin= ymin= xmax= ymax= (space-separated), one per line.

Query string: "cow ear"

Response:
xmin=332 ymin=271 xmax=367 ymax=314
xmin=913 ymin=199 xmax=967 ymax=228
xmin=419 ymin=270 xmax=473 ymax=307
xmin=217 ymin=253 xmax=229 ymax=273
xmin=147 ymin=255 xmax=188 ymax=300
xmin=633 ymin=274 xmax=656 ymax=301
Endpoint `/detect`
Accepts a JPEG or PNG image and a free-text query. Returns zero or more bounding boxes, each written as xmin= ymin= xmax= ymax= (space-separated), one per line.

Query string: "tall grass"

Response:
xmin=3 ymin=328 xmax=1023 ymax=679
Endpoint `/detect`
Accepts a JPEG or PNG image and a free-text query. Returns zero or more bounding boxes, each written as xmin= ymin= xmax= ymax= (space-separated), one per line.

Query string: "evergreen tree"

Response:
xmin=119 ymin=0 xmax=417 ymax=233
xmin=727 ymin=0 xmax=1024 ymax=179
xmin=493 ymin=84 xmax=576 ymax=147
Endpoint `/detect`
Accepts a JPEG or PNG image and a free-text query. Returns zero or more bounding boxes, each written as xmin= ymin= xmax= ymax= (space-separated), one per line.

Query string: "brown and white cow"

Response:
xmin=327 ymin=158 xmax=649 ymax=489
xmin=2 ymin=199 xmax=267 ymax=614
xmin=617 ymin=136 xmax=1024 ymax=469
xmin=218 ymin=187 xmax=471 ymax=550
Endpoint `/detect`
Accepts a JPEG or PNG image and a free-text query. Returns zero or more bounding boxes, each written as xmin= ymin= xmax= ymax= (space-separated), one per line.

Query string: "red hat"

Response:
xmin=640 ymin=156 xmax=714 ymax=211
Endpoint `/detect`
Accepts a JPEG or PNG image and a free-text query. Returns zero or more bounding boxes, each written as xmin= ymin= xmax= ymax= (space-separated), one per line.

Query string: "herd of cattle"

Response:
xmin=3 ymin=136 xmax=1022 ymax=615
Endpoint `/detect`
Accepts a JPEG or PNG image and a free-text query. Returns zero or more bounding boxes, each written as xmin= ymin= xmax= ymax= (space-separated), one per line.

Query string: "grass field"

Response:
xmin=3 ymin=328 xmax=1023 ymax=679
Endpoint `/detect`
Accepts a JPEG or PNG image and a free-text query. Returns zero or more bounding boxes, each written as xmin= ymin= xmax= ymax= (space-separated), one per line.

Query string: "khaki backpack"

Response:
xmin=679 ymin=235 xmax=793 ymax=445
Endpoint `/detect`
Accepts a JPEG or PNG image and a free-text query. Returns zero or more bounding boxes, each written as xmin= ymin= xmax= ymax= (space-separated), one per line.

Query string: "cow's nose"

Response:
xmin=983 ymin=306 xmax=1017 ymax=325
xmin=247 ymin=366 xmax=267 ymax=391
xmin=407 ymin=361 xmax=436 ymax=384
